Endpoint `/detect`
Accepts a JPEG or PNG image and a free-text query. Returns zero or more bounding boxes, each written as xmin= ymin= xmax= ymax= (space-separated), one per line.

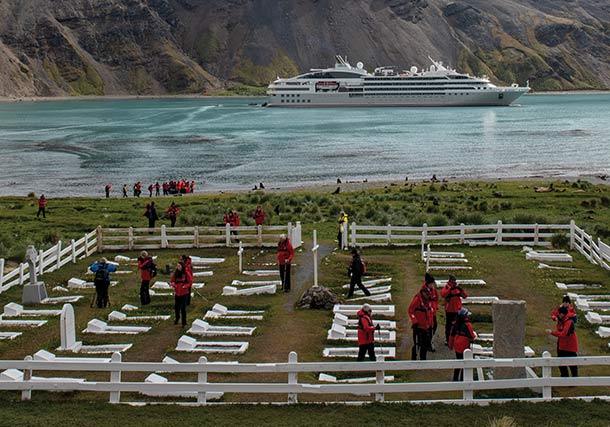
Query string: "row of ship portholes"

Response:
xmin=280 ymin=99 xmax=312 ymax=103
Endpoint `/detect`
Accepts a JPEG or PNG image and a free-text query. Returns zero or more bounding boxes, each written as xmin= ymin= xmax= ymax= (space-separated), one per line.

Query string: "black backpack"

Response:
xmin=94 ymin=265 xmax=107 ymax=283
xmin=150 ymin=262 xmax=157 ymax=278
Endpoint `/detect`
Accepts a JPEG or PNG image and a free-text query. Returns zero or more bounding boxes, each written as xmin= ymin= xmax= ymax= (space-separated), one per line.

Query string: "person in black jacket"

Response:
xmin=347 ymin=248 xmax=371 ymax=298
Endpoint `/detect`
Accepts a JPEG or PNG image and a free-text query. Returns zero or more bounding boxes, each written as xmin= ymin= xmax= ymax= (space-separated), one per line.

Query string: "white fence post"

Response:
xmin=386 ymin=224 xmax=392 ymax=245
xmin=462 ymin=349 xmax=474 ymax=401
xmin=194 ymin=226 xmax=200 ymax=248
xmin=288 ymin=351 xmax=298 ymax=404
xmin=109 ymin=352 xmax=122 ymax=403
xmin=421 ymin=224 xmax=428 ymax=255
xmin=257 ymin=225 xmax=262 ymax=247
xmin=237 ymin=242 xmax=244 ymax=274
xmin=84 ymin=232 xmax=90 ymax=257
xmin=426 ymin=244 xmax=431 ymax=272
xmin=534 ymin=223 xmax=539 ymax=246
xmin=375 ymin=355 xmax=385 ymax=402
xmin=197 ymin=356 xmax=208 ymax=405
xmin=55 ymin=240 xmax=62 ymax=270
xmin=495 ymin=220 xmax=502 ymax=245
xmin=128 ymin=227 xmax=134 ymax=251
xmin=312 ymin=231 xmax=319 ymax=287
xmin=96 ymin=226 xmax=103 ymax=253
xmin=351 ymin=222 xmax=356 ymax=247
xmin=569 ymin=220 xmax=575 ymax=250
xmin=542 ymin=350 xmax=552 ymax=400
xmin=225 ymin=223 xmax=231 ymax=247
xmin=21 ymin=355 xmax=33 ymax=401
xmin=71 ymin=239 xmax=76 ymax=263
xmin=0 ymin=258 xmax=4 ymax=291
xmin=38 ymin=249 xmax=44 ymax=276
xmin=460 ymin=223 xmax=465 ymax=244
xmin=342 ymin=222 xmax=348 ymax=249
xmin=18 ymin=263 xmax=25 ymax=286
xmin=161 ymin=225 xmax=168 ymax=249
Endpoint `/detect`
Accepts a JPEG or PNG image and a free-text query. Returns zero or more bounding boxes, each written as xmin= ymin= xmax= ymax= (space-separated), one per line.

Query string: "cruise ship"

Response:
xmin=266 ymin=56 xmax=529 ymax=107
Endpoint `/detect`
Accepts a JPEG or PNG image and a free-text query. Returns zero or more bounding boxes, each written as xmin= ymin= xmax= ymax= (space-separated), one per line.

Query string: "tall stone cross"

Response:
xmin=26 ymin=245 xmax=37 ymax=284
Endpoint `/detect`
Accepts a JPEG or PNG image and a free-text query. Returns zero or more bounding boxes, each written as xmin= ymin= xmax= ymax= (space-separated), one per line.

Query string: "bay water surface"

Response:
xmin=0 ymin=94 xmax=608 ymax=196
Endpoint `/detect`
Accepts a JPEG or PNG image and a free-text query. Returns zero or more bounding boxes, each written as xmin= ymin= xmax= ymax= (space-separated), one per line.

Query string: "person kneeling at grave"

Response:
xmin=90 ymin=258 xmax=117 ymax=308
xmin=357 ymin=303 xmax=381 ymax=361
xmin=448 ymin=308 xmax=477 ymax=381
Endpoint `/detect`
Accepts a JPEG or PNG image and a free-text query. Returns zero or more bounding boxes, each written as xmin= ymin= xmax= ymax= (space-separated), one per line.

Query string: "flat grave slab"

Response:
xmin=41 ymin=296 xmax=83 ymax=304
xmin=141 ymin=373 xmax=224 ymax=400
xmin=242 ymin=270 xmax=277 ymax=276
xmin=526 ymin=252 xmax=573 ymax=262
xmin=34 ymin=349 xmax=111 ymax=363
xmin=427 ymin=266 xmax=472 ymax=271
xmin=0 ymin=318 xmax=47 ymax=327
xmin=222 ymin=284 xmax=276 ymax=296
xmin=472 ymin=344 xmax=535 ymax=357
xmin=204 ymin=304 xmax=264 ymax=321
xmin=187 ymin=319 xmax=256 ymax=336
xmin=461 ymin=296 xmax=500 ymax=304
xmin=83 ymin=319 xmax=151 ymax=335
xmin=555 ymin=282 xmax=601 ymax=290
xmin=0 ymin=332 xmax=22 ymax=340
xmin=322 ymin=347 xmax=395 ymax=359
xmin=190 ymin=257 xmax=225 ymax=264
xmin=327 ymin=324 xmax=395 ymax=343
xmin=318 ymin=373 xmax=395 ymax=383
xmin=347 ymin=293 xmax=392 ymax=303
xmin=333 ymin=313 xmax=396 ymax=330
xmin=333 ymin=305 xmax=395 ymax=317
xmin=231 ymin=279 xmax=281 ymax=286
xmin=342 ymin=278 xmax=392 ymax=289
xmin=108 ymin=311 xmax=170 ymax=321
xmin=3 ymin=303 xmax=61 ymax=318
xmin=175 ymin=335 xmax=248 ymax=354
xmin=435 ymin=279 xmax=486 ymax=288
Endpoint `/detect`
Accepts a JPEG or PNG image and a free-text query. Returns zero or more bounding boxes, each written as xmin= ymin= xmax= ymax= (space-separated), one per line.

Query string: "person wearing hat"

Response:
xmin=441 ymin=275 xmax=468 ymax=344
xmin=357 ymin=303 xmax=381 ymax=361
xmin=546 ymin=305 xmax=579 ymax=377
xmin=408 ymin=287 xmax=434 ymax=360
xmin=448 ymin=308 xmax=477 ymax=381
xmin=89 ymin=257 xmax=117 ymax=308
xmin=347 ymin=248 xmax=371 ymax=298
xmin=337 ymin=211 xmax=349 ymax=249
xmin=277 ymin=234 xmax=294 ymax=292
xmin=422 ymin=273 xmax=439 ymax=351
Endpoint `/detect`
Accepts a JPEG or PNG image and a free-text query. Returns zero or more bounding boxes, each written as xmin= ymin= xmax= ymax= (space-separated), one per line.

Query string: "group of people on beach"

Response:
xmin=104 ymin=180 xmax=197 ymax=198
xmin=356 ymin=267 xmax=579 ymax=380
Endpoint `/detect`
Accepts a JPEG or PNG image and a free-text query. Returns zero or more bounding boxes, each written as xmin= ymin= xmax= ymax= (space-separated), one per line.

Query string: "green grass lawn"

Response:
xmin=1 ymin=179 xmax=610 ymax=422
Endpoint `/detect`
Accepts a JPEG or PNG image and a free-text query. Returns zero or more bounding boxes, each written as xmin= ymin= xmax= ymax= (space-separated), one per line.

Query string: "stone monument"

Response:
xmin=22 ymin=245 xmax=48 ymax=304
xmin=492 ymin=300 xmax=526 ymax=379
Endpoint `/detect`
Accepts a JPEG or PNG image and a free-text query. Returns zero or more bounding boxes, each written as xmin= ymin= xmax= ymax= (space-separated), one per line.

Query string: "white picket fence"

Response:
xmin=96 ymin=222 xmax=301 ymax=251
xmin=1 ymin=350 xmax=610 ymax=405
xmin=0 ymin=229 xmax=97 ymax=294
xmin=350 ymin=220 xmax=610 ymax=272
xmin=0 ymin=223 xmax=302 ymax=293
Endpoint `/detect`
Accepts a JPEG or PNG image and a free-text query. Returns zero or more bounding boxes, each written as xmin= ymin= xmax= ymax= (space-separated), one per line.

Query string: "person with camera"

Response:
xmin=170 ymin=262 xmax=190 ymax=326
xmin=90 ymin=258 xmax=116 ymax=308
xmin=347 ymin=248 xmax=371 ymax=298
xmin=357 ymin=303 xmax=381 ymax=361
xmin=448 ymin=308 xmax=477 ymax=381
xmin=137 ymin=250 xmax=155 ymax=306
xmin=441 ymin=275 xmax=468 ymax=344
xmin=408 ymin=287 xmax=434 ymax=360
xmin=277 ymin=234 xmax=294 ymax=292
xmin=546 ymin=306 xmax=579 ymax=377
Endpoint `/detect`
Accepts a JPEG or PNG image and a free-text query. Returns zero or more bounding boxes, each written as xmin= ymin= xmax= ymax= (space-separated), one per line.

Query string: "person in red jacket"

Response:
xmin=448 ymin=308 xmax=477 ymax=381
xmin=224 ymin=210 xmax=240 ymax=242
xmin=423 ymin=273 xmax=439 ymax=351
xmin=546 ymin=306 xmax=579 ymax=377
xmin=408 ymin=287 xmax=433 ymax=360
xmin=167 ymin=202 xmax=180 ymax=227
xmin=137 ymin=250 xmax=154 ymax=306
xmin=551 ymin=295 xmax=577 ymax=322
xmin=357 ymin=304 xmax=381 ymax=361
xmin=441 ymin=275 xmax=468 ymax=344
xmin=277 ymin=234 xmax=294 ymax=292
xmin=36 ymin=194 xmax=47 ymax=218
xmin=181 ymin=254 xmax=193 ymax=306
xmin=170 ymin=262 xmax=190 ymax=326
xmin=252 ymin=205 xmax=266 ymax=226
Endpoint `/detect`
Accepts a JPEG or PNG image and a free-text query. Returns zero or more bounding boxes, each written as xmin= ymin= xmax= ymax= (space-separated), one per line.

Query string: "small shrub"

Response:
xmin=42 ymin=231 xmax=60 ymax=245
xmin=429 ymin=214 xmax=448 ymax=226
xmin=455 ymin=212 xmax=486 ymax=225
xmin=408 ymin=213 xmax=428 ymax=227
xmin=477 ymin=201 xmax=488 ymax=212
xmin=500 ymin=201 xmax=513 ymax=210
xmin=27 ymin=192 xmax=36 ymax=198
xmin=581 ymin=200 xmax=590 ymax=208
xmin=487 ymin=416 xmax=518 ymax=427
xmin=550 ymin=232 xmax=569 ymax=249
xmin=426 ymin=205 xmax=439 ymax=214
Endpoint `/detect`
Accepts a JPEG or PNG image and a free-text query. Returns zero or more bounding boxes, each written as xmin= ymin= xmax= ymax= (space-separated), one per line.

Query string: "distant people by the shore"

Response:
xmin=105 ymin=179 xmax=199 ymax=198
xmin=36 ymin=194 xmax=47 ymax=218
xmin=105 ymin=184 xmax=111 ymax=198
xmin=122 ymin=184 xmax=128 ymax=198
xmin=167 ymin=202 xmax=180 ymax=227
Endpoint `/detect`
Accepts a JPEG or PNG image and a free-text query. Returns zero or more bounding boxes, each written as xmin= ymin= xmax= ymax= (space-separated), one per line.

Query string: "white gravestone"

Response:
xmin=22 ymin=245 xmax=48 ymax=304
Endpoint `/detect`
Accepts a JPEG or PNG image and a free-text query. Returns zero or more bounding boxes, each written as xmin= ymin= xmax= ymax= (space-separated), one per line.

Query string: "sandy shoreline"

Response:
xmin=1 ymin=91 xmax=609 ymax=103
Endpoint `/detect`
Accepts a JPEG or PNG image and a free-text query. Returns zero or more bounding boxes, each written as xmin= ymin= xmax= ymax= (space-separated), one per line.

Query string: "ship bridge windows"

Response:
xmin=298 ymin=72 xmax=362 ymax=79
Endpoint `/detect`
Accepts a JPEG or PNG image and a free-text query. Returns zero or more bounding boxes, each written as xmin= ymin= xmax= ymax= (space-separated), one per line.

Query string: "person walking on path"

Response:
xmin=137 ymin=251 xmax=154 ymax=306
xmin=122 ymin=184 xmax=128 ymax=198
xmin=423 ymin=273 xmax=439 ymax=351
xmin=144 ymin=202 xmax=159 ymax=230
xmin=546 ymin=306 xmax=579 ymax=377
xmin=277 ymin=234 xmax=294 ymax=292
xmin=337 ymin=211 xmax=349 ymax=249
xmin=36 ymin=195 xmax=47 ymax=218
xmin=252 ymin=205 xmax=265 ymax=226
xmin=441 ymin=275 xmax=468 ymax=344
xmin=347 ymin=248 xmax=371 ymax=298
xmin=90 ymin=257 xmax=116 ymax=308
xmin=357 ymin=303 xmax=381 ymax=361
xmin=181 ymin=254 xmax=193 ymax=306
xmin=409 ymin=287 xmax=433 ymax=360
xmin=170 ymin=262 xmax=190 ymax=326
xmin=448 ymin=308 xmax=477 ymax=381
xmin=167 ymin=202 xmax=180 ymax=227
xmin=105 ymin=184 xmax=111 ymax=198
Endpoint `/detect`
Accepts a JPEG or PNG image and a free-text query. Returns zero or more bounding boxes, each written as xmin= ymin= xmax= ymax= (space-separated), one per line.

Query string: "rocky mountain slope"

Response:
xmin=0 ymin=0 xmax=608 ymax=97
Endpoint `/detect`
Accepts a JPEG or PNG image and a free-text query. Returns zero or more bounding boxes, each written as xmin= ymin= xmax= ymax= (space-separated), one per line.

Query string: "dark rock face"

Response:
xmin=0 ymin=0 xmax=609 ymax=96
xmin=298 ymin=286 xmax=339 ymax=310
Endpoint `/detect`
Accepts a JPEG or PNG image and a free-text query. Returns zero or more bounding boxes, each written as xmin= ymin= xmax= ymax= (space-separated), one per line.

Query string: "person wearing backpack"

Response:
xmin=170 ymin=262 xmax=190 ymax=326
xmin=347 ymin=248 xmax=371 ymax=298
xmin=90 ymin=258 xmax=117 ymax=308
xmin=441 ymin=275 xmax=468 ymax=344
xmin=137 ymin=251 xmax=155 ymax=306
xmin=546 ymin=305 xmax=579 ymax=377
xmin=448 ymin=308 xmax=477 ymax=381
xmin=181 ymin=255 xmax=193 ymax=305
xmin=277 ymin=234 xmax=294 ymax=292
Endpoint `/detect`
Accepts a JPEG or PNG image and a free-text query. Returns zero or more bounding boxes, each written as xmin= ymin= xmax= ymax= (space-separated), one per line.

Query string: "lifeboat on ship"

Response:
xmin=315 ymin=81 xmax=340 ymax=92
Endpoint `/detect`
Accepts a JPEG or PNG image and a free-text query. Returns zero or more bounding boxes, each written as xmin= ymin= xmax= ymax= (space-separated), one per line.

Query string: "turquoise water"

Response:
xmin=0 ymin=94 xmax=608 ymax=196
